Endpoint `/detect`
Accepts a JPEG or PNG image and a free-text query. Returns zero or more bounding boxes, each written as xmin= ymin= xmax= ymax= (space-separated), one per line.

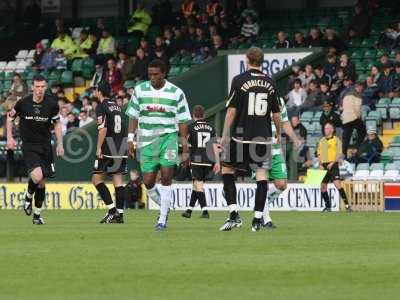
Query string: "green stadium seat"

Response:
xmin=191 ymin=56 xmax=202 ymax=65
xmin=169 ymin=56 xmax=180 ymax=66
xmin=48 ymin=70 xmax=61 ymax=81
xmin=181 ymin=66 xmax=190 ymax=73
xmin=356 ymin=163 xmax=370 ymax=171
xmin=370 ymin=163 xmax=384 ymax=171
xmin=0 ymin=71 xmax=4 ymax=81
xmin=376 ymin=49 xmax=387 ymax=58
xmin=5 ymin=72 xmax=15 ymax=81
xmin=71 ymin=59 xmax=83 ymax=75
xmin=312 ymin=111 xmax=322 ymax=123
xmin=357 ymin=73 xmax=368 ymax=82
xmin=363 ymin=49 xmax=377 ymax=59
xmin=82 ymin=68 xmax=93 ymax=80
xmin=366 ymin=110 xmax=381 ymax=126
xmin=391 ymin=135 xmax=400 ymax=146
xmin=351 ymin=50 xmax=363 ymax=60
xmin=376 ymin=98 xmax=390 ymax=119
xmin=360 ymin=38 xmax=375 ymax=48
xmin=26 ymin=70 xmax=38 ymax=80
xmin=238 ymin=43 xmax=251 ymax=50
xmin=179 ymin=55 xmax=192 ymax=66
xmin=300 ymin=111 xmax=314 ymax=123
xmin=3 ymin=80 xmax=12 ymax=91
xmin=168 ymin=66 xmax=181 ymax=78
xmin=60 ymin=70 xmax=73 ymax=86
xmin=82 ymin=58 xmax=95 ymax=72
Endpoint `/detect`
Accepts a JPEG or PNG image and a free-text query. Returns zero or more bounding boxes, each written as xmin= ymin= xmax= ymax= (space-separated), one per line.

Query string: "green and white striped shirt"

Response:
xmin=271 ymin=97 xmax=289 ymax=155
xmin=125 ymin=80 xmax=191 ymax=148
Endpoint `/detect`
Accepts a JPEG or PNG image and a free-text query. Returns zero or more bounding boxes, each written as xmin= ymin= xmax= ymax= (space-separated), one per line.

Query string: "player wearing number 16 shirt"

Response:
xmin=219 ymin=47 xmax=281 ymax=232
xmin=92 ymin=82 xmax=127 ymax=224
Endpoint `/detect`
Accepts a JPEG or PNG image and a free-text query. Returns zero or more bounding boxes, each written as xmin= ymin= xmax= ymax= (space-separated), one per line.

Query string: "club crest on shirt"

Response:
xmin=146 ymin=105 xmax=166 ymax=113
xmin=34 ymin=107 xmax=40 ymax=115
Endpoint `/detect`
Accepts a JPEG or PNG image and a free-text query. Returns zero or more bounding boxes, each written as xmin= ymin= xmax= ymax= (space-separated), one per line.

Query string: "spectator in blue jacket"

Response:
xmin=362 ymin=76 xmax=379 ymax=111
xmin=377 ymin=63 xmax=396 ymax=97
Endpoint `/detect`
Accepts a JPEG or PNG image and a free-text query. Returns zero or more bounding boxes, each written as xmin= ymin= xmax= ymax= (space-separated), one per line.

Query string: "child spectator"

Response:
xmin=240 ymin=15 xmax=259 ymax=42
xmin=55 ymin=49 xmax=67 ymax=70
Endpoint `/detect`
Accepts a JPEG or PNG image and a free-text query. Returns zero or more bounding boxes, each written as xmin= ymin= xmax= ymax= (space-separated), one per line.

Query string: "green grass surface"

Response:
xmin=0 ymin=210 xmax=400 ymax=300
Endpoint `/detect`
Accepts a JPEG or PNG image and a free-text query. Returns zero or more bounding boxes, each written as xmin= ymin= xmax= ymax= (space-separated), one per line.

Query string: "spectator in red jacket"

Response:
xmin=105 ymin=58 xmax=123 ymax=95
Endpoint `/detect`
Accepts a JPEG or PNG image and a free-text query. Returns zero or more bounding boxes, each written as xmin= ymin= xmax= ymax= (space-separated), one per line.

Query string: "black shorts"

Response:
xmin=322 ymin=162 xmax=341 ymax=183
xmin=22 ymin=143 xmax=55 ymax=178
xmin=222 ymin=139 xmax=272 ymax=172
xmin=190 ymin=164 xmax=212 ymax=181
xmin=93 ymin=156 xmax=127 ymax=175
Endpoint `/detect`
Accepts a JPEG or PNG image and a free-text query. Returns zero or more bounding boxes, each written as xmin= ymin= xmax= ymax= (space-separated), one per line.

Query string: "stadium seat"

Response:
xmin=5 ymin=71 xmax=15 ymax=81
xmin=123 ymin=80 xmax=136 ymax=89
xmin=376 ymin=97 xmax=390 ymax=119
xmin=390 ymin=97 xmax=400 ymax=107
xmin=179 ymin=55 xmax=192 ymax=66
xmin=15 ymin=50 xmax=29 ymax=61
xmin=0 ymin=61 xmax=6 ymax=71
xmin=26 ymin=49 xmax=35 ymax=59
xmin=168 ymin=66 xmax=181 ymax=78
xmin=82 ymin=58 xmax=95 ymax=72
xmin=71 ymin=59 xmax=83 ymax=75
xmin=369 ymin=163 xmax=384 ymax=180
xmin=366 ymin=110 xmax=381 ymax=126
xmin=389 ymin=107 xmax=400 ymax=120
xmin=363 ymin=49 xmax=377 ymax=59
xmin=352 ymin=163 xmax=370 ymax=180
xmin=2 ymin=80 xmax=12 ymax=92
xmin=312 ymin=111 xmax=322 ymax=123
xmin=169 ymin=56 xmax=180 ymax=66
xmin=300 ymin=111 xmax=314 ymax=123
xmin=5 ymin=61 xmax=17 ymax=72
xmin=60 ymin=70 xmax=73 ymax=86
xmin=351 ymin=50 xmax=363 ymax=60
xmin=191 ymin=56 xmax=202 ymax=65
xmin=181 ymin=66 xmax=190 ymax=74
xmin=15 ymin=60 xmax=29 ymax=73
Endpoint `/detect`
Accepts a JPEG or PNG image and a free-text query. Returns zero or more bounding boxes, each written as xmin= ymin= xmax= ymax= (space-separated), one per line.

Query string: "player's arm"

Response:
xmin=211 ymin=128 xmax=221 ymax=173
xmin=222 ymin=81 xmax=239 ymax=146
xmin=177 ymin=91 xmax=192 ymax=166
xmin=126 ymin=89 xmax=140 ymax=157
xmin=271 ymin=89 xmax=282 ymax=143
xmin=282 ymin=121 xmax=302 ymax=148
xmin=6 ymin=101 xmax=21 ymax=150
xmin=51 ymin=102 xmax=64 ymax=156
xmin=96 ymin=104 xmax=107 ymax=158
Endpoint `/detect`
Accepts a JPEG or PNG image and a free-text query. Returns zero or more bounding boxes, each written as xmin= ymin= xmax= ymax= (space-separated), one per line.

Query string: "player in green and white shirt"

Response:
xmin=126 ymin=59 xmax=191 ymax=231
xmin=263 ymin=97 xmax=302 ymax=228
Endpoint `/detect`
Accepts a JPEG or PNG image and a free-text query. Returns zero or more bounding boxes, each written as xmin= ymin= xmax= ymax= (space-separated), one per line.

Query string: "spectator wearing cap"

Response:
xmin=117 ymin=51 xmax=135 ymax=81
xmin=356 ymin=127 xmax=383 ymax=164
xmin=273 ymin=31 xmax=291 ymax=49
xmin=105 ymin=58 xmax=123 ymax=95
xmin=348 ymin=4 xmax=371 ymax=39
xmin=377 ymin=62 xmax=396 ymax=97
xmin=324 ymin=53 xmax=339 ymax=77
xmin=133 ymin=48 xmax=150 ymax=80
xmin=96 ymin=29 xmax=116 ymax=63
xmin=50 ymin=30 xmax=77 ymax=59
xmin=286 ymin=78 xmax=307 ymax=117
xmin=79 ymin=110 xmax=94 ymax=128
xmin=240 ymin=15 xmax=259 ymax=42
xmin=128 ymin=2 xmax=152 ymax=35
xmin=341 ymin=82 xmax=366 ymax=156
xmin=363 ymin=76 xmax=379 ymax=111
xmin=306 ymin=28 xmax=323 ymax=48
xmin=292 ymin=32 xmax=306 ymax=48
xmin=320 ymin=100 xmax=342 ymax=134
xmin=298 ymin=64 xmax=315 ymax=88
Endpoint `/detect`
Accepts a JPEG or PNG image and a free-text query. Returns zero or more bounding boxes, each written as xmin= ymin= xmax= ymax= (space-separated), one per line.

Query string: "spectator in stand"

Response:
xmin=54 ymin=49 xmax=67 ymax=70
xmin=300 ymin=80 xmax=322 ymax=113
xmin=59 ymin=106 xmax=69 ymax=136
xmin=287 ymin=65 xmax=302 ymax=89
xmin=139 ymin=38 xmax=151 ymax=57
xmin=8 ymin=74 xmax=28 ymax=101
xmin=338 ymin=76 xmax=354 ymax=105
xmin=356 ymin=127 xmax=383 ymax=164
xmin=286 ymin=78 xmax=307 ymax=117
xmin=363 ymin=76 xmax=379 ymax=111
xmin=206 ymin=0 xmax=223 ymax=17
xmin=90 ymin=63 xmax=105 ymax=90
xmin=291 ymin=115 xmax=307 ymax=141
xmin=66 ymin=112 xmax=79 ymax=132
xmin=315 ymin=65 xmax=332 ymax=86
xmin=323 ymin=28 xmax=346 ymax=53
xmin=105 ymin=58 xmax=123 ymax=95
xmin=117 ymin=89 xmax=130 ymax=106
xmin=324 ymin=53 xmax=339 ymax=78
xmin=306 ymin=28 xmax=323 ymax=48
xmin=377 ymin=63 xmax=396 ymax=97
xmin=193 ymin=27 xmax=209 ymax=56
xmin=75 ymin=29 xmax=95 ymax=58
xmin=170 ymin=28 xmax=185 ymax=54
xmin=32 ymin=42 xmax=45 ymax=70
xmin=377 ymin=22 xmax=400 ymax=50
xmin=379 ymin=53 xmax=391 ymax=67
xmin=241 ymin=0 xmax=258 ymax=20
xmin=93 ymin=18 xmax=106 ymax=40
xmin=339 ymin=53 xmax=356 ymax=81
xmin=78 ymin=110 xmax=94 ymax=128
xmin=370 ymin=65 xmax=381 ymax=83
xmin=51 ymin=30 xmax=77 ymax=59
xmin=90 ymin=100 xmax=98 ymax=119
xmin=210 ymin=35 xmax=226 ymax=57
xmin=298 ymin=64 xmax=316 ymax=88
xmin=320 ymin=82 xmax=336 ymax=107
xmin=96 ymin=29 xmax=116 ymax=63
xmin=240 ymin=15 xmax=259 ymax=42
xmin=152 ymin=47 xmax=168 ymax=65
xmin=220 ymin=18 xmax=234 ymax=42
xmin=117 ymin=51 xmax=135 ymax=81
xmin=274 ymin=31 xmax=291 ymax=49
xmin=40 ymin=47 xmax=56 ymax=71
xmin=348 ymin=4 xmax=371 ymax=39
xmin=128 ymin=2 xmax=152 ymax=36
xmin=81 ymin=96 xmax=93 ymax=114
xmin=341 ymin=83 xmax=366 ymax=156
xmin=133 ymin=48 xmax=149 ymax=80
xmin=320 ymin=100 xmax=342 ymax=133
xmin=181 ymin=0 xmax=199 ymax=19
xmin=293 ymin=32 xmax=306 ymax=48
xmin=394 ymin=62 xmax=400 ymax=91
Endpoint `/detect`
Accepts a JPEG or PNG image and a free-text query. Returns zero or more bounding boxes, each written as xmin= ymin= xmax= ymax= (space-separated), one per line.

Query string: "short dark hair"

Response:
xmin=193 ymin=105 xmax=205 ymax=119
xmin=294 ymin=78 xmax=302 ymax=85
xmin=246 ymin=47 xmax=264 ymax=67
xmin=148 ymin=59 xmax=167 ymax=73
xmin=32 ymin=74 xmax=47 ymax=83
xmin=97 ymin=81 xmax=111 ymax=97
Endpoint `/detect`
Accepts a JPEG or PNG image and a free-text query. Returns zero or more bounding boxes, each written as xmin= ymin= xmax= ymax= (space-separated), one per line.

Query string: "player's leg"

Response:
xmin=333 ymin=179 xmax=352 ymax=211
xmin=251 ymin=168 xmax=269 ymax=232
xmin=156 ymin=167 xmax=174 ymax=230
xmin=32 ymin=170 xmax=46 ymax=225
xmin=24 ymin=166 xmax=43 ymax=216
xmin=195 ymin=178 xmax=210 ymax=218
xmin=140 ymin=143 xmax=162 ymax=206
xmin=182 ymin=180 xmax=198 ymax=218
xmin=112 ymin=173 xmax=126 ymax=223
xmin=321 ymin=182 xmax=331 ymax=212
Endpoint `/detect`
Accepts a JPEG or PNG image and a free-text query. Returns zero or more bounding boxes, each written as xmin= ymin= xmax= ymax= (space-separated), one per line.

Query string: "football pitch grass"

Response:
xmin=1 ymin=210 xmax=399 ymax=300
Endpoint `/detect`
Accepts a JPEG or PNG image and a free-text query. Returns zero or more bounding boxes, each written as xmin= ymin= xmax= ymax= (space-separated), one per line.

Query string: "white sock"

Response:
xmin=254 ymin=211 xmax=263 ymax=219
xmin=189 ymin=206 xmax=194 ymax=210
xmin=26 ymin=192 xmax=33 ymax=200
xmin=228 ymin=204 xmax=237 ymax=212
xmin=266 ymin=184 xmax=280 ymax=201
xmin=34 ymin=208 xmax=41 ymax=215
xmin=147 ymin=185 xmax=161 ymax=206
xmin=158 ymin=185 xmax=172 ymax=225
xmin=106 ymin=203 xmax=115 ymax=210
xmin=117 ymin=209 xmax=124 ymax=214
xmin=201 ymin=206 xmax=208 ymax=211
